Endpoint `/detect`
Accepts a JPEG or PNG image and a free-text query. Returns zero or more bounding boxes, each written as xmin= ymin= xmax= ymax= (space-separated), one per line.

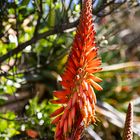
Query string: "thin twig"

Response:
xmin=102 ymin=61 xmax=140 ymax=71
xmin=34 ymin=0 xmax=43 ymax=36
xmin=0 ymin=115 xmax=28 ymax=122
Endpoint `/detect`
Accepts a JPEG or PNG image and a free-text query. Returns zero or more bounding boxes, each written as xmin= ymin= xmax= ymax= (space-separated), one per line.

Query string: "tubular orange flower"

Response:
xmin=50 ymin=106 xmax=64 ymax=117
xmin=50 ymin=0 xmax=102 ymax=139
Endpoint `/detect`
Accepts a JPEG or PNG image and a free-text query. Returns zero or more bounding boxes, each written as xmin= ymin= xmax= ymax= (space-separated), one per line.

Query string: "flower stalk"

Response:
xmin=123 ymin=102 xmax=133 ymax=140
xmin=50 ymin=0 xmax=102 ymax=139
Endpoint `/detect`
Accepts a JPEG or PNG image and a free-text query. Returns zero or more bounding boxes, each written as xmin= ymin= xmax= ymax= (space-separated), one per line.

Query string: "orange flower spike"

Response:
xmin=88 ymin=84 xmax=97 ymax=103
xmin=89 ymin=79 xmax=103 ymax=91
xmin=51 ymin=115 xmax=62 ymax=125
xmin=82 ymin=80 xmax=88 ymax=91
xmin=63 ymin=119 xmax=68 ymax=135
xmin=72 ymin=92 xmax=78 ymax=106
xmin=86 ymin=66 xmax=102 ymax=73
xmin=51 ymin=0 xmax=103 ymax=139
xmin=88 ymin=74 xmax=102 ymax=82
xmin=55 ymin=123 xmax=62 ymax=138
xmin=71 ymin=106 xmax=76 ymax=122
xmin=60 ymin=117 xmax=65 ymax=128
xmin=87 ymin=58 xmax=102 ymax=68
xmin=50 ymin=98 xmax=68 ymax=104
xmin=61 ymin=107 xmax=69 ymax=121
xmin=53 ymin=90 xmax=70 ymax=99
xmin=86 ymin=48 xmax=98 ymax=62
xmin=50 ymin=106 xmax=64 ymax=118
xmin=68 ymin=112 xmax=73 ymax=131
xmin=78 ymin=98 xmax=84 ymax=109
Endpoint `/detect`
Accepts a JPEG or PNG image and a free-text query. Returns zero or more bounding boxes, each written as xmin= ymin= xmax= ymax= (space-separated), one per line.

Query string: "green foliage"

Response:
xmin=0 ymin=112 xmax=18 ymax=140
xmin=0 ymin=97 xmax=57 ymax=139
xmin=23 ymin=97 xmax=55 ymax=139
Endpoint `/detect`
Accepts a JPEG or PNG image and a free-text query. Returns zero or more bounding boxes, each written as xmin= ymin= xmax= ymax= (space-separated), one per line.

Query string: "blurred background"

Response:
xmin=0 ymin=0 xmax=140 ymax=139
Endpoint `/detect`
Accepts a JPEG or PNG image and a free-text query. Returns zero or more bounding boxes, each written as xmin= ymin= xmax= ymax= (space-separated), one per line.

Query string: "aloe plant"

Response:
xmin=50 ymin=0 xmax=102 ymax=139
